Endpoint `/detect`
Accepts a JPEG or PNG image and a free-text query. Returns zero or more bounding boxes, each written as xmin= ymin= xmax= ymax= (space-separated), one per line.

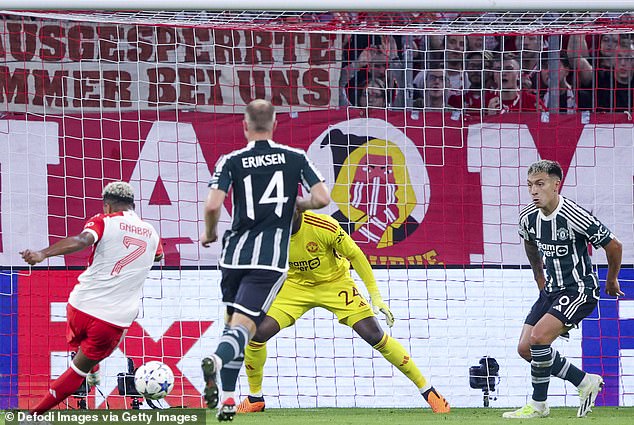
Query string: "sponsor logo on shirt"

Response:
xmin=537 ymin=241 xmax=569 ymax=257
xmin=289 ymin=257 xmax=321 ymax=271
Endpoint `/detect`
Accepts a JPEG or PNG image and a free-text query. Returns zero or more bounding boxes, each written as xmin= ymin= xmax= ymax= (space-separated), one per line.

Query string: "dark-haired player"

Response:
xmin=504 ymin=160 xmax=623 ymax=419
xmin=21 ymin=181 xmax=163 ymax=415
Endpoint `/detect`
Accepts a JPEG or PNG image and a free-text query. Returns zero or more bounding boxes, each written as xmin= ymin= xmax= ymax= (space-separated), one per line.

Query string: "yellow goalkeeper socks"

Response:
xmin=373 ymin=333 xmax=428 ymax=390
xmin=244 ymin=340 xmax=267 ymax=396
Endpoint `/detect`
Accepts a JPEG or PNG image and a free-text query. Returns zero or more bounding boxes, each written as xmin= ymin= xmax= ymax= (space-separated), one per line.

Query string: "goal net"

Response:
xmin=1 ymin=9 xmax=633 ymax=411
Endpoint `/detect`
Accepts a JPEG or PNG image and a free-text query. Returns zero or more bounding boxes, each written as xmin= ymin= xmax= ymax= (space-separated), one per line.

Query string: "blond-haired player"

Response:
xmin=200 ymin=99 xmax=330 ymax=421
xmin=237 ymin=210 xmax=450 ymax=414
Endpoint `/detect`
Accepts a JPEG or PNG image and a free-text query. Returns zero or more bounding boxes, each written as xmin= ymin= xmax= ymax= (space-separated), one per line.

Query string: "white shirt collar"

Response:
xmin=538 ymin=195 xmax=563 ymax=221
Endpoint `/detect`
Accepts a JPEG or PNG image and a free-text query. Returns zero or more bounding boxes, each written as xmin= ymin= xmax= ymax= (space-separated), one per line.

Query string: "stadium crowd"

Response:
xmin=3 ymin=11 xmax=634 ymax=116
xmin=339 ymin=32 xmax=634 ymax=115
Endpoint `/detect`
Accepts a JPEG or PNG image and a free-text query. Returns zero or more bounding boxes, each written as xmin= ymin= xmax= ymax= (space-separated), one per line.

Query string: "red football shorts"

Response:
xmin=66 ymin=304 xmax=127 ymax=361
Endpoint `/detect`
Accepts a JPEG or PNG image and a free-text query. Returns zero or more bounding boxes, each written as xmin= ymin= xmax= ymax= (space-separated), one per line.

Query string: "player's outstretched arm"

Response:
xmin=524 ymin=239 xmax=546 ymax=291
xmin=201 ymin=188 xmax=226 ymax=247
xmin=345 ymin=237 xmax=395 ymax=327
xmin=20 ymin=231 xmax=95 ymax=265
xmin=296 ymin=182 xmax=330 ymax=212
xmin=604 ymin=237 xmax=624 ymax=297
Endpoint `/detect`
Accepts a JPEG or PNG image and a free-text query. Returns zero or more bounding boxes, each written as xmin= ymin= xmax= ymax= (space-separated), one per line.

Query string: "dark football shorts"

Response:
xmin=525 ymin=289 xmax=598 ymax=328
xmin=220 ymin=268 xmax=286 ymax=325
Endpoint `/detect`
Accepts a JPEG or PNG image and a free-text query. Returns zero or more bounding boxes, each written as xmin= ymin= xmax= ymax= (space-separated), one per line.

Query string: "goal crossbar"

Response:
xmin=2 ymin=1 xmax=634 ymax=11
xmin=2 ymin=9 xmax=634 ymax=35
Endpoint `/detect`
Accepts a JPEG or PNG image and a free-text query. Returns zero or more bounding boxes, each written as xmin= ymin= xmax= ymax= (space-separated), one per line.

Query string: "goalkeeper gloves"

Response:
xmin=370 ymin=294 xmax=395 ymax=328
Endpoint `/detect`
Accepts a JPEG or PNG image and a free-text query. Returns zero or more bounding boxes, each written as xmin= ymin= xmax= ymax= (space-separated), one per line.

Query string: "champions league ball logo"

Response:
xmin=307 ymin=118 xmax=430 ymax=249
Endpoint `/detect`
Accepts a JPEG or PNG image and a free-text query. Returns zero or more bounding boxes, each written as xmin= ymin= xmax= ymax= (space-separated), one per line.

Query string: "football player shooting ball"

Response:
xmin=20 ymin=182 xmax=163 ymax=415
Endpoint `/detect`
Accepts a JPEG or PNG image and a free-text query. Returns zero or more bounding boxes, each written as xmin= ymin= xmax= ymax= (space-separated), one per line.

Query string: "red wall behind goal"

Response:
xmin=5 ymin=110 xmax=619 ymax=269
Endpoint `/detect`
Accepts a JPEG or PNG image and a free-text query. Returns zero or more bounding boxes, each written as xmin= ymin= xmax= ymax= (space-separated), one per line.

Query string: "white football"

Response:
xmin=134 ymin=361 xmax=175 ymax=400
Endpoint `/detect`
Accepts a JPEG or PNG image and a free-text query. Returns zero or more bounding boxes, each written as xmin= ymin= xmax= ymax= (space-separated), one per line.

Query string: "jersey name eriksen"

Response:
xmin=241 ymin=153 xmax=286 ymax=169
xmin=119 ymin=222 xmax=153 ymax=238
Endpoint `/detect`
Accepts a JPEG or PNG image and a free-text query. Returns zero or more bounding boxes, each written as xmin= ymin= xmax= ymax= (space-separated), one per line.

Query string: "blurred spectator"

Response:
xmin=445 ymin=35 xmax=466 ymax=95
xmin=520 ymin=35 xmax=546 ymax=90
xmin=485 ymin=54 xmax=545 ymax=114
xmin=417 ymin=35 xmax=445 ymax=70
xmin=448 ymin=51 xmax=490 ymax=113
xmin=484 ymin=51 xmax=503 ymax=89
xmin=446 ymin=35 xmax=465 ymax=58
xmin=340 ymin=39 xmax=406 ymax=108
xmin=566 ymin=33 xmax=623 ymax=87
xmin=466 ymin=35 xmax=501 ymax=52
xmin=342 ymin=33 xmax=406 ymax=67
xmin=342 ymin=34 xmax=382 ymax=68
xmin=411 ymin=35 xmax=464 ymax=103
xmin=577 ymin=39 xmax=634 ymax=112
xmin=467 ymin=35 xmax=485 ymax=52
xmin=413 ymin=35 xmax=465 ymax=87
xmin=413 ymin=67 xmax=450 ymax=110
xmin=427 ymin=35 xmax=446 ymax=52
xmin=536 ymin=55 xmax=579 ymax=113
xmin=325 ymin=11 xmax=357 ymax=25
xmin=358 ymin=78 xmax=387 ymax=108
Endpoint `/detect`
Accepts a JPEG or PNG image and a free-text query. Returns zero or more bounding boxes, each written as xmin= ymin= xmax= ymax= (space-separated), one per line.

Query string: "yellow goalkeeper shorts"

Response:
xmin=266 ymin=276 xmax=375 ymax=329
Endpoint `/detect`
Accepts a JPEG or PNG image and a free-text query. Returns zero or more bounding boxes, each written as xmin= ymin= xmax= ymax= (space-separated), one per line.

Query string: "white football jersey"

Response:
xmin=68 ymin=210 xmax=162 ymax=327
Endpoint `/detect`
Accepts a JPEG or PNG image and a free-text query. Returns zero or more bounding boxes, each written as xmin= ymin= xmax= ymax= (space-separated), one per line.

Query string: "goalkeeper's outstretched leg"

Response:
xmin=240 ymin=314 xmax=450 ymax=414
xmin=352 ymin=316 xmax=450 ymax=414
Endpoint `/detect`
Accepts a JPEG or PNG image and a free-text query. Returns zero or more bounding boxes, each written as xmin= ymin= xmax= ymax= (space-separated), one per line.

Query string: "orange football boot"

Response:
xmin=237 ymin=395 xmax=266 ymax=413
xmin=424 ymin=387 xmax=450 ymax=414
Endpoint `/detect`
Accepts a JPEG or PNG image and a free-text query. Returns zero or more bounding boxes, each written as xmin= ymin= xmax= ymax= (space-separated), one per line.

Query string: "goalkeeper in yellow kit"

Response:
xmin=237 ymin=210 xmax=450 ymax=414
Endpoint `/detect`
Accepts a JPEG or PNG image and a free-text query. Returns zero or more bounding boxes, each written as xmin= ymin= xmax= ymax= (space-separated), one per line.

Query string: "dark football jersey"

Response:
xmin=209 ymin=139 xmax=324 ymax=271
xmin=519 ymin=196 xmax=613 ymax=297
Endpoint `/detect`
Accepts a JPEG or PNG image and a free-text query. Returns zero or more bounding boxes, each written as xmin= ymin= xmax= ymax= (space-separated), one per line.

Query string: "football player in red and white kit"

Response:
xmin=20 ymin=181 xmax=163 ymax=415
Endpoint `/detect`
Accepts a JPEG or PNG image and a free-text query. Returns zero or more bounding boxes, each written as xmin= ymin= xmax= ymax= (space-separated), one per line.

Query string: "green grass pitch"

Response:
xmin=3 ymin=407 xmax=634 ymax=425
xmin=217 ymin=407 xmax=634 ymax=424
